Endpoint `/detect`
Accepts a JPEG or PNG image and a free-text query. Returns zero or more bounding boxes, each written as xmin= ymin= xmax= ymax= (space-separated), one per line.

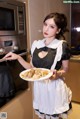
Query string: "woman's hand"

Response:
xmin=3 ymin=52 xmax=32 ymax=69
xmin=50 ymin=70 xmax=58 ymax=80
xmin=3 ymin=52 xmax=20 ymax=61
xmin=50 ymin=69 xmax=64 ymax=80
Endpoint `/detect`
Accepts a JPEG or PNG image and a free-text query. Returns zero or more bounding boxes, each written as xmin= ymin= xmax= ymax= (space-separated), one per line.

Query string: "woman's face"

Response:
xmin=43 ymin=18 xmax=60 ymax=39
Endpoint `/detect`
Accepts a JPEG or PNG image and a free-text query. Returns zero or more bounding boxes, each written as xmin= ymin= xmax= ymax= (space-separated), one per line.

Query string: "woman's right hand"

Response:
xmin=4 ymin=52 xmax=20 ymax=61
xmin=3 ymin=52 xmax=32 ymax=69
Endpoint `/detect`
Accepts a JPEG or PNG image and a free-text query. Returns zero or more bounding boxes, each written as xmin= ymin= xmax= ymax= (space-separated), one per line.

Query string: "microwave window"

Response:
xmin=0 ymin=7 xmax=15 ymax=30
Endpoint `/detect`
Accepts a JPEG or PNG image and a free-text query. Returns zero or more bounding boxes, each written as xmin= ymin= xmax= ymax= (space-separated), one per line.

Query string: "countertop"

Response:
xmin=70 ymin=55 xmax=80 ymax=62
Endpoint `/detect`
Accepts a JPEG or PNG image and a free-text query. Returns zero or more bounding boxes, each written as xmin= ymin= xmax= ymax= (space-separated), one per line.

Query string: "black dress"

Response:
xmin=31 ymin=39 xmax=72 ymax=119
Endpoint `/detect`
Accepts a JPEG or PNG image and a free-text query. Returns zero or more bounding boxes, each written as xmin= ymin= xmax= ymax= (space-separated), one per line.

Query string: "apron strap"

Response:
xmin=51 ymin=40 xmax=63 ymax=70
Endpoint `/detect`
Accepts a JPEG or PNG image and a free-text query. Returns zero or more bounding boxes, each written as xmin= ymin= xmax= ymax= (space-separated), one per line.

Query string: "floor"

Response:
xmin=68 ymin=102 xmax=80 ymax=119
xmin=33 ymin=103 xmax=80 ymax=119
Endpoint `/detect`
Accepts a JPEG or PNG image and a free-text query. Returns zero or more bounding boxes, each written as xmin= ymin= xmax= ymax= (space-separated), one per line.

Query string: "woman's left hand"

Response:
xmin=50 ymin=69 xmax=65 ymax=80
xmin=50 ymin=69 xmax=63 ymax=80
xmin=50 ymin=70 xmax=58 ymax=80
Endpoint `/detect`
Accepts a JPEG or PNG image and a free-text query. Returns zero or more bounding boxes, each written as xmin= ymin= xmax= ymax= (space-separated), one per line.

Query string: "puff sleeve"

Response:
xmin=61 ymin=41 xmax=71 ymax=60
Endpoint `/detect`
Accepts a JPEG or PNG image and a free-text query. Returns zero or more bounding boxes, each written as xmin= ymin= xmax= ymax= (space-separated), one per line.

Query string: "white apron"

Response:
xmin=33 ymin=40 xmax=72 ymax=115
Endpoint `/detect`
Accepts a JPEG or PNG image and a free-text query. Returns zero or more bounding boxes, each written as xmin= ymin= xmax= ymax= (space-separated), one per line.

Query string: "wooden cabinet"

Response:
xmin=65 ymin=61 xmax=80 ymax=103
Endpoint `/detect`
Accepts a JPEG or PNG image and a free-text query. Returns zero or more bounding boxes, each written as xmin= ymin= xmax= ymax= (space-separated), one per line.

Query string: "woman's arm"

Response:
xmin=57 ymin=60 xmax=69 ymax=76
xmin=4 ymin=52 xmax=32 ymax=69
xmin=51 ymin=60 xmax=69 ymax=80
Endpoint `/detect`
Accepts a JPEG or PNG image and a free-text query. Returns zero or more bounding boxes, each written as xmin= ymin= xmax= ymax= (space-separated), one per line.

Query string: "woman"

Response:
xmin=4 ymin=13 xmax=72 ymax=119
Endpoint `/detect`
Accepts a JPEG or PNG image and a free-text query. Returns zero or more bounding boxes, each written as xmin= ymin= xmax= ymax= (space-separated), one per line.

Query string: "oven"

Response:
xmin=0 ymin=35 xmax=28 ymax=107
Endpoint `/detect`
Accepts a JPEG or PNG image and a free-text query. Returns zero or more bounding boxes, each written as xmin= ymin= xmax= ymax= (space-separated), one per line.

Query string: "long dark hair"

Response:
xmin=43 ymin=12 xmax=69 ymax=40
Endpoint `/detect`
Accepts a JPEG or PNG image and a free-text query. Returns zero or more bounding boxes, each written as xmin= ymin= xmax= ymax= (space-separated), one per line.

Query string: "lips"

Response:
xmin=44 ymin=32 xmax=48 ymax=35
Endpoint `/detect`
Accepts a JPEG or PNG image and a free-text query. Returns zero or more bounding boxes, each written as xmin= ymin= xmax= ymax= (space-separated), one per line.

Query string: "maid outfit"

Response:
xmin=31 ymin=39 xmax=72 ymax=119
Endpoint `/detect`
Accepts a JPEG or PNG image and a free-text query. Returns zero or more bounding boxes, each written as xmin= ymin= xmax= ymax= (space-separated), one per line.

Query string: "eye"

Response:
xmin=50 ymin=26 xmax=54 ymax=29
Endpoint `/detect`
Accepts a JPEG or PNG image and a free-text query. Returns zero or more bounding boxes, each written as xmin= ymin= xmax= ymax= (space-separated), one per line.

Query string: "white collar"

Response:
xmin=36 ymin=38 xmax=62 ymax=49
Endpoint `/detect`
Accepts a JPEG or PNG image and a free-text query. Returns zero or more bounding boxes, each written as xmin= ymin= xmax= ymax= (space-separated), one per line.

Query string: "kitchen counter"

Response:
xmin=70 ymin=55 xmax=80 ymax=62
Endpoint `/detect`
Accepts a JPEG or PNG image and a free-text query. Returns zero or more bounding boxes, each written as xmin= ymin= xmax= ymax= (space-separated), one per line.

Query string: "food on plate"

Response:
xmin=21 ymin=68 xmax=49 ymax=80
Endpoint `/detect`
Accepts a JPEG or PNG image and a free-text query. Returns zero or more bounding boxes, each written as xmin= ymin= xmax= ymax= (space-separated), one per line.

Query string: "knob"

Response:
xmin=13 ymin=46 xmax=18 ymax=50
xmin=0 ymin=48 xmax=5 ymax=53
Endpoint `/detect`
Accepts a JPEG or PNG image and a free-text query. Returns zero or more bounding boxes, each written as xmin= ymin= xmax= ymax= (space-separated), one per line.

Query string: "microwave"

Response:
xmin=0 ymin=0 xmax=26 ymax=36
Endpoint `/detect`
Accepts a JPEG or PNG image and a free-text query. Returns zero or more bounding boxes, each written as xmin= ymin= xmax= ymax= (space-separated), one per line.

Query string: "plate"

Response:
xmin=19 ymin=68 xmax=53 ymax=81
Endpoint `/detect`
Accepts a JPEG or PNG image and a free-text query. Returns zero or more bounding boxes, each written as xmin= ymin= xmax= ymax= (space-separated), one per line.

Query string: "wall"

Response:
xmin=49 ymin=0 xmax=71 ymax=44
xmin=28 ymin=0 xmax=45 ymax=46
xmin=28 ymin=0 xmax=71 ymax=48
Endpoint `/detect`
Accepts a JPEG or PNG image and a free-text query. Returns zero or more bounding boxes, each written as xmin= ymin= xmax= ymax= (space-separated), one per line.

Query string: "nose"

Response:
xmin=45 ymin=26 xmax=49 ymax=32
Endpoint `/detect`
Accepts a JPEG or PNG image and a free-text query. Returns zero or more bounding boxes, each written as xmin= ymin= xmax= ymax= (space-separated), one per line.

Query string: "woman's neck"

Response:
xmin=44 ymin=37 xmax=55 ymax=46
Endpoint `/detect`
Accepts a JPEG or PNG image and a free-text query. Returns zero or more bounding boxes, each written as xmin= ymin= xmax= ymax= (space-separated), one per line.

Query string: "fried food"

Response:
xmin=21 ymin=68 xmax=49 ymax=80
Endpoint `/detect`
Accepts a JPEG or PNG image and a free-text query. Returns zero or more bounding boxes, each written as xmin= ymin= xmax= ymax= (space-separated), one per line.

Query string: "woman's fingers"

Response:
xmin=3 ymin=52 xmax=18 ymax=60
xmin=4 ymin=52 xmax=12 ymax=58
xmin=50 ymin=70 xmax=58 ymax=80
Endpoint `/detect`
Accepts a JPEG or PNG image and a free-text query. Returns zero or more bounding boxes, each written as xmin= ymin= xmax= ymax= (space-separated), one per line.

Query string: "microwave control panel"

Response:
xmin=18 ymin=6 xmax=26 ymax=34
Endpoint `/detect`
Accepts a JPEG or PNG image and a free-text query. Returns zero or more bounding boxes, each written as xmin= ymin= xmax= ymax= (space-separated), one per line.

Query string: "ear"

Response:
xmin=56 ymin=28 xmax=61 ymax=34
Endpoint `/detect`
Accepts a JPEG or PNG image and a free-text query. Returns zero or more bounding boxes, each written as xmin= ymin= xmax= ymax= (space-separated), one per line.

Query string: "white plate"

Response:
xmin=19 ymin=68 xmax=53 ymax=81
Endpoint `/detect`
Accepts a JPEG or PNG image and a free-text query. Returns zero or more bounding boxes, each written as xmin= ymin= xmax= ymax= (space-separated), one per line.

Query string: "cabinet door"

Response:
xmin=65 ymin=61 xmax=80 ymax=103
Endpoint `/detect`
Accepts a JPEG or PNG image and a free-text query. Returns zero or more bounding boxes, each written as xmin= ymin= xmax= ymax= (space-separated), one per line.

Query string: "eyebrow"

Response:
xmin=50 ymin=24 xmax=57 ymax=27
